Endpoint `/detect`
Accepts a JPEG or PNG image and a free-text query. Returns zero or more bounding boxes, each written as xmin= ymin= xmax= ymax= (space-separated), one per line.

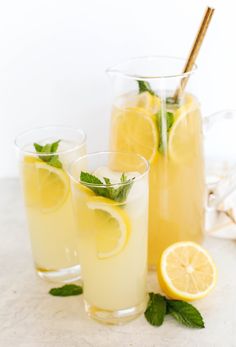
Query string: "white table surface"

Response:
xmin=0 ymin=178 xmax=235 ymax=347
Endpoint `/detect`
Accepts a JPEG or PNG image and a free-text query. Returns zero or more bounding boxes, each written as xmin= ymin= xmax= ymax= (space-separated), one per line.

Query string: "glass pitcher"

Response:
xmin=107 ymin=56 xmax=205 ymax=269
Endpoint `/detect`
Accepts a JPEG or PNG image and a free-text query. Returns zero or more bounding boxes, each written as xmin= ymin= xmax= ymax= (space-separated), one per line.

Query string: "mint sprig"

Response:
xmin=137 ymin=80 xmax=177 ymax=156
xmin=49 ymin=284 xmax=83 ymax=297
xmin=145 ymin=293 xmax=204 ymax=329
xmin=34 ymin=139 xmax=63 ymax=169
xmin=137 ymin=80 xmax=155 ymax=96
xmin=157 ymin=111 xmax=174 ymax=154
xmin=80 ymin=171 xmax=134 ymax=203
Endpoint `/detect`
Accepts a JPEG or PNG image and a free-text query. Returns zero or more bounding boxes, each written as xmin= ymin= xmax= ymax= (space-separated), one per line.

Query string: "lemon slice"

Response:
xmin=87 ymin=196 xmax=131 ymax=259
xmin=75 ymin=182 xmax=96 ymax=197
xmin=158 ymin=241 xmax=217 ymax=301
xmin=34 ymin=161 xmax=70 ymax=212
xmin=135 ymin=92 xmax=160 ymax=114
xmin=23 ymin=155 xmax=70 ymax=212
xmin=111 ymin=107 xmax=158 ymax=163
xmin=168 ymin=95 xmax=198 ymax=162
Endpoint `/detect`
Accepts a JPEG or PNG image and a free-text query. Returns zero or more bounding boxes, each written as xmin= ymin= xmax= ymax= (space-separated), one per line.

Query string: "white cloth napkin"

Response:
xmin=206 ymin=174 xmax=236 ymax=239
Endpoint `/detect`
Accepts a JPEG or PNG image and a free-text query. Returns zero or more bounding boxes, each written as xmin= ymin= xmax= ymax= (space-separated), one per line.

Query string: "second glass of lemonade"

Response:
xmin=69 ymin=151 xmax=149 ymax=324
xmin=15 ymin=126 xmax=86 ymax=282
xmin=108 ymin=56 xmax=205 ymax=268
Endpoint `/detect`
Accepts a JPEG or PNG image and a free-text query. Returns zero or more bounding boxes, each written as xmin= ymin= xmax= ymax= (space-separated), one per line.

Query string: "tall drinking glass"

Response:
xmin=69 ymin=151 xmax=149 ymax=324
xmin=107 ymin=56 xmax=205 ymax=268
xmin=15 ymin=126 xmax=86 ymax=282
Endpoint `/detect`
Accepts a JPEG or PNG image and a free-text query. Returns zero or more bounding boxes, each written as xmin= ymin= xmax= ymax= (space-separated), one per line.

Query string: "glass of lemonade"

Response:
xmin=68 ymin=151 xmax=149 ymax=324
xmin=15 ymin=126 xmax=86 ymax=282
xmin=107 ymin=56 xmax=205 ymax=268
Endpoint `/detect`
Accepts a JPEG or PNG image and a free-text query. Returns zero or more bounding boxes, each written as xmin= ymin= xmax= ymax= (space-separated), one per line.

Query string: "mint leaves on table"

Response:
xmin=48 ymin=286 xmax=204 ymax=329
xmin=138 ymin=80 xmax=155 ymax=96
xmin=34 ymin=139 xmax=63 ymax=169
xmin=145 ymin=293 xmax=166 ymax=326
xmin=167 ymin=300 xmax=205 ymax=328
xmin=49 ymin=284 xmax=83 ymax=297
xmin=157 ymin=111 xmax=174 ymax=154
xmin=145 ymin=293 xmax=204 ymax=329
xmin=80 ymin=171 xmax=134 ymax=203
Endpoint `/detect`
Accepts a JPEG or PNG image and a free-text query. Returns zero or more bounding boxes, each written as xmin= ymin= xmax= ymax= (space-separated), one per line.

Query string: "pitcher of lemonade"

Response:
xmin=108 ymin=56 xmax=205 ymax=268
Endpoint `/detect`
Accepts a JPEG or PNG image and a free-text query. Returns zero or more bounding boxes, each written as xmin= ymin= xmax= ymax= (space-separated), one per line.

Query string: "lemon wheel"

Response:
xmin=23 ymin=156 xmax=70 ymax=212
xmin=168 ymin=96 xmax=199 ymax=162
xmin=135 ymin=92 xmax=160 ymax=114
xmin=112 ymin=108 xmax=158 ymax=163
xmin=87 ymin=196 xmax=131 ymax=259
xmin=158 ymin=241 xmax=217 ymax=301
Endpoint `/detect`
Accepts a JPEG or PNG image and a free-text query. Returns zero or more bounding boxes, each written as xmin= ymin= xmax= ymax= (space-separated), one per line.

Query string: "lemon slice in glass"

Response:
xmin=75 ymin=182 xmax=96 ymax=197
xmin=34 ymin=161 xmax=70 ymax=212
xmin=87 ymin=196 xmax=131 ymax=259
xmin=23 ymin=158 xmax=69 ymax=213
xmin=158 ymin=241 xmax=217 ymax=301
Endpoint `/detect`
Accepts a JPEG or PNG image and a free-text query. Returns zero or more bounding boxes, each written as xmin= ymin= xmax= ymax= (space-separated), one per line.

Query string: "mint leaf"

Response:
xmin=33 ymin=143 xmax=43 ymax=152
xmin=138 ymin=80 xmax=155 ymax=96
xmin=102 ymin=175 xmax=133 ymax=202
xmin=144 ymin=293 xmax=205 ymax=329
xmin=51 ymin=140 xmax=61 ymax=153
xmin=145 ymin=293 xmax=166 ymax=326
xmin=34 ymin=139 xmax=63 ymax=169
xmin=166 ymin=112 xmax=174 ymax=131
xmin=157 ymin=111 xmax=174 ymax=154
xmin=120 ymin=173 xmax=126 ymax=183
xmin=49 ymin=284 xmax=83 ymax=297
xmin=103 ymin=177 xmax=111 ymax=185
xmin=48 ymin=155 xmax=62 ymax=169
xmin=80 ymin=171 xmax=104 ymax=186
xmin=80 ymin=171 xmax=134 ymax=202
xmin=166 ymin=300 xmax=205 ymax=329
xmin=40 ymin=143 xmax=52 ymax=154
xmin=112 ymin=178 xmax=134 ymax=202
xmin=80 ymin=172 xmax=112 ymax=199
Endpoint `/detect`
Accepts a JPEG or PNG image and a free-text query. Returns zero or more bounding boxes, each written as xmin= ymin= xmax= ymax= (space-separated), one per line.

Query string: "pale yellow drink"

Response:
xmin=22 ymin=154 xmax=78 ymax=270
xmin=16 ymin=129 xmax=86 ymax=282
xmin=69 ymin=152 xmax=149 ymax=324
xmin=110 ymin=92 xmax=205 ymax=267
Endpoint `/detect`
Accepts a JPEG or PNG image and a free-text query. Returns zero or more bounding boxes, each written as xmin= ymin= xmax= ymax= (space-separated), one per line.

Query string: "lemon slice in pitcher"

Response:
xmin=112 ymin=108 xmax=158 ymax=163
xmin=87 ymin=196 xmax=131 ymax=259
xmin=168 ymin=95 xmax=198 ymax=162
xmin=135 ymin=92 xmax=160 ymax=114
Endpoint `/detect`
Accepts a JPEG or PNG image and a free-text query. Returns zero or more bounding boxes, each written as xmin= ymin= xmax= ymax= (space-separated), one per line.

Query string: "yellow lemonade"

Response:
xmin=69 ymin=153 xmax=149 ymax=324
xmin=110 ymin=91 xmax=205 ymax=267
xmin=20 ymin=138 xmax=86 ymax=279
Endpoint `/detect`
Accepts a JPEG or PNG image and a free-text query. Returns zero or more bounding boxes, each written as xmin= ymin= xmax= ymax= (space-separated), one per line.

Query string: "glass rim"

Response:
xmin=68 ymin=151 xmax=150 ymax=188
xmin=14 ymin=125 xmax=86 ymax=156
xmin=106 ymin=55 xmax=197 ymax=80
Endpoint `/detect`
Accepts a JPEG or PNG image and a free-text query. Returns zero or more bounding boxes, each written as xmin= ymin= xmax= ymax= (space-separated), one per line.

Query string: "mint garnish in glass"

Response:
xmin=80 ymin=171 xmax=134 ymax=203
xmin=34 ymin=139 xmax=63 ymax=168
